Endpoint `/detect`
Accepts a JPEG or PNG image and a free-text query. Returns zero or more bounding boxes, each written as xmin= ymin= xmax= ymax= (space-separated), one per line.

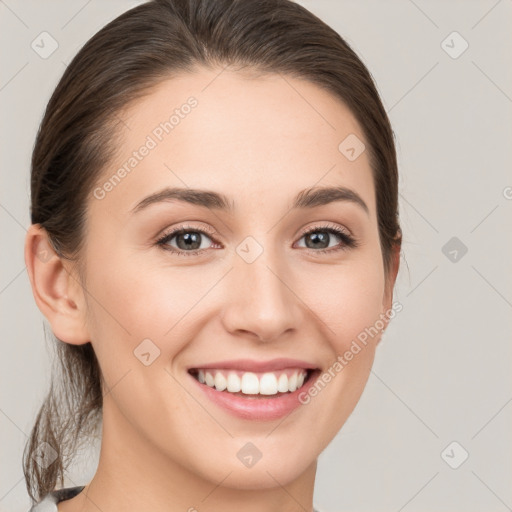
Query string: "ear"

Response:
xmin=376 ymin=241 xmax=401 ymax=345
xmin=24 ymin=224 xmax=90 ymax=345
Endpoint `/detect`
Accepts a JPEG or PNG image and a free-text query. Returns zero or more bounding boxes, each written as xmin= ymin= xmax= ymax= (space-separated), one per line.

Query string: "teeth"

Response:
xmin=289 ymin=372 xmax=298 ymax=392
xmin=193 ymin=369 xmax=309 ymax=395
xmin=205 ymin=372 xmax=215 ymax=387
xmin=227 ymin=372 xmax=241 ymax=392
xmin=277 ymin=373 xmax=289 ymax=393
xmin=214 ymin=372 xmax=227 ymax=391
xmin=241 ymin=372 xmax=260 ymax=394
xmin=259 ymin=373 xmax=277 ymax=395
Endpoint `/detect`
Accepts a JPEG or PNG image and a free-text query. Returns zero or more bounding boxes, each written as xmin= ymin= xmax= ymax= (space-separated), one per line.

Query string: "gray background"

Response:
xmin=1 ymin=1 xmax=511 ymax=511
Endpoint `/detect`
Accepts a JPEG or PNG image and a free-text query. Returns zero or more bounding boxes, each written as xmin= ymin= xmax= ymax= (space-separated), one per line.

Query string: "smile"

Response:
xmin=187 ymin=362 xmax=322 ymax=421
xmin=189 ymin=368 xmax=311 ymax=396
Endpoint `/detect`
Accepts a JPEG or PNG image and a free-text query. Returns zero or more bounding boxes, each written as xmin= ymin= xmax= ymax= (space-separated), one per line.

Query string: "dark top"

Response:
xmin=28 ymin=486 xmax=85 ymax=512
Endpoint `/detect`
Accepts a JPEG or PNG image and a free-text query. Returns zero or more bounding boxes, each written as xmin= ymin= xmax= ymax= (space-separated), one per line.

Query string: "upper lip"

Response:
xmin=188 ymin=358 xmax=319 ymax=373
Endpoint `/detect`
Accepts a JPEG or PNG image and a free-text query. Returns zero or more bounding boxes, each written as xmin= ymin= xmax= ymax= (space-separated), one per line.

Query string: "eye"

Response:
xmin=156 ymin=224 xmax=219 ymax=257
xmin=156 ymin=222 xmax=359 ymax=257
xmin=295 ymin=223 xmax=358 ymax=254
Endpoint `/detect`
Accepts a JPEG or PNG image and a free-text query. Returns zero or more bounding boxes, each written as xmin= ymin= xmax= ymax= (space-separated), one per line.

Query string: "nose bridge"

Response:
xmin=221 ymin=235 xmax=302 ymax=342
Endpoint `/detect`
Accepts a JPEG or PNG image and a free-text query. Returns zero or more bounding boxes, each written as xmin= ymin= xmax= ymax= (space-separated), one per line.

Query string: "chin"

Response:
xmin=197 ymin=451 xmax=316 ymax=490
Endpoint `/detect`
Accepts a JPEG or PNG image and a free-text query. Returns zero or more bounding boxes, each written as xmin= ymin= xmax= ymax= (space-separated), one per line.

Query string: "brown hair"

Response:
xmin=24 ymin=0 xmax=402 ymax=503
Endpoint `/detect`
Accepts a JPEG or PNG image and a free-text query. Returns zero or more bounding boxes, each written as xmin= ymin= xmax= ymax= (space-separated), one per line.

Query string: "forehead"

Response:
xmin=90 ymin=68 xmax=375 ymax=219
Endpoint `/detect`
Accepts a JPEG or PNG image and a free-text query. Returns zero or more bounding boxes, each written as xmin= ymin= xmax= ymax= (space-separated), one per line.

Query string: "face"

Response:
xmin=70 ymin=68 xmax=397 ymax=488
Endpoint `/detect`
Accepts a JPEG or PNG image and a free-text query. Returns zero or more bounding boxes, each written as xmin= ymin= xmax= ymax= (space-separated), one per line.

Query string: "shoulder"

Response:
xmin=28 ymin=486 xmax=85 ymax=512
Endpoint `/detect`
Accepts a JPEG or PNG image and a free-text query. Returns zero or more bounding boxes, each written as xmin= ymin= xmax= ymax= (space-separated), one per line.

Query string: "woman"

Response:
xmin=23 ymin=0 xmax=402 ymax=510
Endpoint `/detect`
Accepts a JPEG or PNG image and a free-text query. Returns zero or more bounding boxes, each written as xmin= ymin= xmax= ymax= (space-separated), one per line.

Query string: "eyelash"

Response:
xmin=155 ymin=222 xmax=359 ymax=257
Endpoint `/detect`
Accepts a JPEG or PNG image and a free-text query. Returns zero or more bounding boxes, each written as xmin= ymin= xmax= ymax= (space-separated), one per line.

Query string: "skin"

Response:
xmin=25 ymin=67 xmax=400 ymax=512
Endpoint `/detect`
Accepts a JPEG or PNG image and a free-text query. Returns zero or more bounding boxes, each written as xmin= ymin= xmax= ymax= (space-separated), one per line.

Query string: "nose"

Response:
xmin=220 ymin=249 xmax=304 ymax=343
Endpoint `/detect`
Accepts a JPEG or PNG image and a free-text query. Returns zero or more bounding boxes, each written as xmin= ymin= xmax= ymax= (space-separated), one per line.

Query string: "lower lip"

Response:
xmin=188 ymin=370 xmax=321 ymax=421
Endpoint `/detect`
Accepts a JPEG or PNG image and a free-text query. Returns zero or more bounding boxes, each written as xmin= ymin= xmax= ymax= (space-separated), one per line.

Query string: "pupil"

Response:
xmin=307 ymin=232 xmax=328 ymax=249
xmin=178 ymin=232 xmax=201 ymax=250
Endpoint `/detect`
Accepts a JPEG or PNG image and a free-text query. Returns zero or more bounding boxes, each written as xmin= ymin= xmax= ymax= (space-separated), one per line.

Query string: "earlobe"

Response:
xmin=24 ymin=224 xmax=90 ymax=345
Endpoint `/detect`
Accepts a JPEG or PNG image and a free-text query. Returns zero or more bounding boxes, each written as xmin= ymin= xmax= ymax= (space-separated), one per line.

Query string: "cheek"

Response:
xmin=82 ymin=249 xmax=214 ymax=372
xmin=82 ymin=260 xmax=197 ymax=433
xmin=300 ymin=256 xmax=386 ymax=353
xmin=289 ymin=257 xmax=385 ymax=452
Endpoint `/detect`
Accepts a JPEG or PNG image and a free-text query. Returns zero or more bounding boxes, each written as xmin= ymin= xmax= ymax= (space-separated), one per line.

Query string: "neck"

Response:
xmin=69 ymin=400 xmax=317 ymax=512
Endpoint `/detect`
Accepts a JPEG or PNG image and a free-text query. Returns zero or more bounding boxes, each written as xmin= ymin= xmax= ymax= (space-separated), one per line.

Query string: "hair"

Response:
xmin=24 ymin=0 xmax=402 ymax=503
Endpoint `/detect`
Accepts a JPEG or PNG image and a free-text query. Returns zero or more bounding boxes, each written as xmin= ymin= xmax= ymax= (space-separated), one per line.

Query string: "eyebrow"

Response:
xmin=130 ymin=185 xmax=369 ymax=216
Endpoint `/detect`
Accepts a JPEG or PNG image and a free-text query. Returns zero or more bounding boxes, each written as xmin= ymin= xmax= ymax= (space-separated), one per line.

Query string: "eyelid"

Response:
xmin=297 ymin=221 xmax=352 ymax=238
xmin=156 ymin=222 xmax=218 ymax=241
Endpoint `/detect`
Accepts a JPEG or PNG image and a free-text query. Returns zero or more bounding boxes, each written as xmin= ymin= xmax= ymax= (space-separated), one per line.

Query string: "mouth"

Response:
xmin=185 ymin=358 xmax=323 ymax=420
xmin=187 ymin=367 xmax=319 ymax=399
